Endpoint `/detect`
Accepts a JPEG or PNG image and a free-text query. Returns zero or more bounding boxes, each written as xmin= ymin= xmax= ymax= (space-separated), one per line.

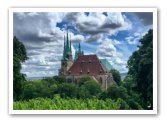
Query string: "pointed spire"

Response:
xmin=70 ymin=35 xmax=71 ymax=52
xmin=66 ymin=30 xmax=69 ymax=51
xmin=62 ymin=35 xmax=66 ymax=60
xmin=78 ymin=43 xmax=81 ymax=53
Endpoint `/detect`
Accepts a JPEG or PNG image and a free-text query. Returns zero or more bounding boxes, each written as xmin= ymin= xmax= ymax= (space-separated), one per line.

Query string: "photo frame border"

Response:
xmin=9 ymin=7 xmax=157 ymax=114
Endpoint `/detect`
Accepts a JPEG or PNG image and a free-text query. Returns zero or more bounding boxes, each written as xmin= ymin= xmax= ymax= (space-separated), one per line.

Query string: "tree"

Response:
xmin=107 ymin=84 xmax=119 ymax=99
xmin=110 ymin=69 xmax=121 ymax=86
xmin=58 ymin=83 xmax=78 ymax=98
xmin=78 ymin=75 xmax=92 ymax=86
xmin=53 ymin=76 xmax=66 ymax=84
xmin=107 ymin=84 xmax=128 ymax=100
xmin=13 ymin=36 xmax=28 ymax=101
xmin=127 ymin=29 xmax=153 ymax=109
xmin=79 ymin=80 xmax=102 ymax=99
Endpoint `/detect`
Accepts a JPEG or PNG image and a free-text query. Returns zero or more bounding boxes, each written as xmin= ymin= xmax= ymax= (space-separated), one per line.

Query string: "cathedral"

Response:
xmin=58 ymin=32 xmax=115 ymax=90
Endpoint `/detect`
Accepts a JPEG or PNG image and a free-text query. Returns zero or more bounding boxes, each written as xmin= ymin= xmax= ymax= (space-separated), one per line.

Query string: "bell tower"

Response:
xmin=59 ymin=31 xmax=73 ymax=76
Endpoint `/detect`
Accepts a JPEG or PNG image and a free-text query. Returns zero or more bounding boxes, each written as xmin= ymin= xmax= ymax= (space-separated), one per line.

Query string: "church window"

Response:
xmin=87 ymin=69 xmax=90 ymax=74
xmin=89 ymin=60 xmax=92 ymax=63
xmin=81 ymin=60 xmax=85 ymax=64
xmin=100 ymin=69 xmax=102 ymax=73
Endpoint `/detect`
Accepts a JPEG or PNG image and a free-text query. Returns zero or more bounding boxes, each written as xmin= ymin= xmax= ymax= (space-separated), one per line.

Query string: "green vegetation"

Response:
xmin=13 ymin=29 xmax=153 ymax=110
xmin=14 ymin=94 xmax=129 ymax=110
xmin=127 ymin=29 xmax=153 ymax=109
xmin=110 ymin=69 xmax=121 ymax=86
xmin=13 ymin=36 xmax=28 ymax=101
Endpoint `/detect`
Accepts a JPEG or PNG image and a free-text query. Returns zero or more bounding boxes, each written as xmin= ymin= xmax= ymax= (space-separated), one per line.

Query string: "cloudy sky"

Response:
xmin=13 ymin=12 xmax=153 ymax=78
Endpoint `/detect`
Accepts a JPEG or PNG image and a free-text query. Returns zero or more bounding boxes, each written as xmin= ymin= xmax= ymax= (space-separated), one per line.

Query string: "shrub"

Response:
xmin=78 ymin=76 xmax=93 ymax=86
xmin=53 ymin=76 xmax=66 ymax=84
xmin=58 ymin=83 xmax=78 ymax=98
xmin=99 ymin=90 xmax=108 ymax=100
xmin=128 ymin=99 xmax=143 ymax=110
xmin=110 ymin=69 xmax=121 ymax=86
xmin=107 ymin=84 xmax=119 ymax=99
xmin=78 ymin=80 xmax=102 ymax=99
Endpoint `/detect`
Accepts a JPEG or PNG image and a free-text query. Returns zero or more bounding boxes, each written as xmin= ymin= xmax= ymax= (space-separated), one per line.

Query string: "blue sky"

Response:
xmin=13 ymin=12 xmax=153 ymax=77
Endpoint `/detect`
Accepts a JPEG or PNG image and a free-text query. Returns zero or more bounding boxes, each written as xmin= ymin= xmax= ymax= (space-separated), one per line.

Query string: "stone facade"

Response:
xmin=59 ymin=59 xmax=73 ymax=76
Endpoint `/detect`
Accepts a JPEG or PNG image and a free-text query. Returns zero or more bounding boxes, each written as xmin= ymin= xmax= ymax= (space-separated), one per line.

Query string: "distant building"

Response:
xmin=58 ymin=32 xmax=115 ymax=90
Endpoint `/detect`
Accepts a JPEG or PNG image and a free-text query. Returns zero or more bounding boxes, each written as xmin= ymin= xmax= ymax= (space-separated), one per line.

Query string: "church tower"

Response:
xmin=59 ymin=31 xmax=73 ymax=76
xmin=74 ymin=43 xmax=84 ymax=61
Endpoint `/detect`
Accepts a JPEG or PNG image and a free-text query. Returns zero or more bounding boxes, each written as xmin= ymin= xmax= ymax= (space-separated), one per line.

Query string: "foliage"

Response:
xmin=121 ymin=75 xmax=137 ymax=95
xmin=13 ymin=36 xmax=28 ymax=101
xmin=110 ymin=69 xmax=121 ymax=86
xmin=58 ymin=83 xmax=78 ymax=98
xmin=99 ymin=90 xmax=108 ymax=100
xmin=127 ymin=99 xmax=143 ymax=110
xmin=78 ymin=75 xmax=93 ymax=86
xmin=127 ymin=29 xmax=153 ymax=109
xmin=79 ymin=80 xmax=102 ymax=99
xmin=53 ymin=76 xmax=66 ymax=84
xmin=107 ymin=84 xmax=128 ymax=100
xmin=107 ymin=84 xmax=119 ymax=99
xmin=23 ymin=80 xmax=58 ymax=100
xmin=13 ymin=95 xmax=129 ymax=110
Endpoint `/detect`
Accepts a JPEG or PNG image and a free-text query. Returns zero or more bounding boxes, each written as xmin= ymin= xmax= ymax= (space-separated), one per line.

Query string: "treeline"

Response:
xmin=16 ymin=75 xmax=142 ymax=110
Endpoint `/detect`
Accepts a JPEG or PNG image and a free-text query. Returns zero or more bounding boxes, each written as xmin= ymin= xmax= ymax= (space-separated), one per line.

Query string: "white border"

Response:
xmin=9 ymin=8 xmax=157 ymax=114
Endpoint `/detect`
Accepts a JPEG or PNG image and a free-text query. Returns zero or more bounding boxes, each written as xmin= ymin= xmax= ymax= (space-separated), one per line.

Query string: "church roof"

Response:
xmin=100 ymin=59 xmax=114 ymax=71
xmin=66 ymin=55 xmax=109 ymax=76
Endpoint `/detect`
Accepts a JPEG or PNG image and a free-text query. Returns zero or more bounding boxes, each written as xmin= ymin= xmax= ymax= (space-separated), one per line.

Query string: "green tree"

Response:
xmin=78 ymin=75 xmax=92 ymax=86
xmin=107 ymin=84 xmax=119 ymax=99
xmin=53 ymin=76 xmax=66 ymax=84
xmin=23 ymin=80 xmax=58 ymax=100
xmin=122 ymin=74 xmax=137 ymax=95
xmin=107 ymin=84 xmax=128 ymax=100
xmin=79 ymin=80 xmax=102 ymax=99
xmin=13 ymin=36 xmax=28 ymax=101
xmin=127 ymin=29 xmax=153 ymax=109
xmin=110 ymin=69 xmax=121 ymax=86
xmin=58 ymin=83 xmax=78 ymax=98
xmin=99 ymin=90 xmax=108 ymax=100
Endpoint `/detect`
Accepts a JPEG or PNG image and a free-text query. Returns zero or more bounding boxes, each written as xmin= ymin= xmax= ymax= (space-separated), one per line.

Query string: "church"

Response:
xmin=58 ymin=32 xmax=115 ymax=90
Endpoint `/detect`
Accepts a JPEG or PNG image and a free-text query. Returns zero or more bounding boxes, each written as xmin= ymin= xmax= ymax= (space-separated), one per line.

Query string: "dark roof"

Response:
xmin=66 ymin=55 xmax=109 ymax=76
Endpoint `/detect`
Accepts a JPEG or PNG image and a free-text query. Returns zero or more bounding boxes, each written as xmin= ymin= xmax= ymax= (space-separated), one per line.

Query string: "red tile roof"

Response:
xmin=66 ymin=55 xmax=109 ymax=76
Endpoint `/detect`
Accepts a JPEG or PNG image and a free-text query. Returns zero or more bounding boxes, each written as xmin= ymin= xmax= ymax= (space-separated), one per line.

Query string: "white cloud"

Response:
xmin=125 ymin=36 xmax=139 ymax=45
xmin=96 ymin=38 xmax=122 ymax=58
xmin=65 ymin=12 xmax=132 ymax=42
xmin=113 ymin=39 xmax=121 ymax=44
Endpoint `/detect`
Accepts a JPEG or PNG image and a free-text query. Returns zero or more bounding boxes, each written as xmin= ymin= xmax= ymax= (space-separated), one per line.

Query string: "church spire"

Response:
xmin=66 ymin=30 xmax=69 ymax=51
xmin=70 ymin=35 xmax=71 ymax=52
xmin=78 ymin=43 xmax=81 ymax=53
